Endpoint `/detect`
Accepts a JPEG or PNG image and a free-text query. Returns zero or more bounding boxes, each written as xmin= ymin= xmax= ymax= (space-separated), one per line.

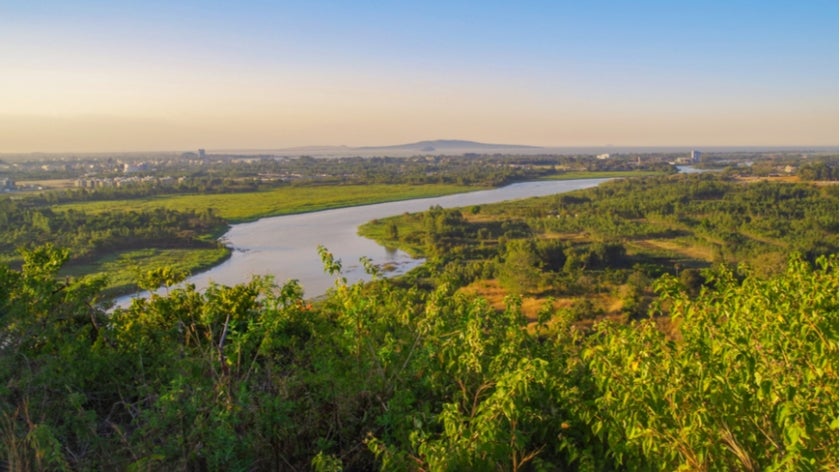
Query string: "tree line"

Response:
xmin=0 ymin=198 xmax=227 ymax=267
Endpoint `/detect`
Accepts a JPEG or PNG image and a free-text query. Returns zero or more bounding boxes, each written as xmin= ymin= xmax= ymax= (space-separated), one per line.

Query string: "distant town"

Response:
xmin=0 ymin=144 xmax=836 ymax=194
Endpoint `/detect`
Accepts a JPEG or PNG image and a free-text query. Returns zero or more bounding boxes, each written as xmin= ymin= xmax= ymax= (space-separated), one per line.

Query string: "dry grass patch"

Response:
xmin=458 ymin=279 xmax=620 ymax=324
xmin=631 ymin=239 xmax=715 ymax=262
xmin=540 ymin=231 xmax=592 ymax=242
xmin=458 ymin=279 xmax=557 ymax=320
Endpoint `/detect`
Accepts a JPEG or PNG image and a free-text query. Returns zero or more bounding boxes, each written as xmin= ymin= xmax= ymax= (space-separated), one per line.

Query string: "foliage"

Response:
xmin=0 ymin=198 xmax=229 ymax=294
xmin=1 ymin=165 xmax=838 ymax=471
xmin=497 ymin=239 xmax=544 ymax=295
xmin=582 ymin=255 xmax=838 ymax=470
xmin=796 ymin=159 xmax=839 ymax=181
xmin=1 ymin=244 xmax=835 ymax=470
xmin=58 ymin=247 xmax=230 ymax=296
xmin=362 ymin=174 xmax=838 ymax=319
xmin=0 ymin=199 xmax=226 ymax=262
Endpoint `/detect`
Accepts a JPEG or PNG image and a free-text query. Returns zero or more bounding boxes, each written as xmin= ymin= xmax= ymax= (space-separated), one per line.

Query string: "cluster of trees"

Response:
xmin=381 ymin=174 xmax=836 ymax=268
xmin=557 ymin=175 xmax=838 ymax=263
xmin=797 ymin=160 xmax=839 ymax=181
xmin=1 ymin=245 xmax=835 ymax=470
xmin=279 ymin=154 xmax=676 ymax=187
xmin=362 ymin=173 xmax=837 ymax=319
xmin=0 ymin=199 xmax=227 ymax=266
xmin=693 ymin=151 xmax=838 ymax=175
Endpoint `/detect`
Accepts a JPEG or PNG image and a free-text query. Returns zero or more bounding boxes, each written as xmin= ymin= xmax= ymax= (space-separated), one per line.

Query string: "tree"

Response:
xmin=387 ymin=221 xmax=399 ymax=240
xmin=497 ymin=239 xmax=543 ymax=295
xmin=584 ymin=255 xmax=839 ymax=470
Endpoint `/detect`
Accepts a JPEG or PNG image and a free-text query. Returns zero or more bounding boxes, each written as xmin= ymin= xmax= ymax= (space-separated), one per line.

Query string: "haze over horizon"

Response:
xmin=1 ymin=1 xmax=837 ymax=153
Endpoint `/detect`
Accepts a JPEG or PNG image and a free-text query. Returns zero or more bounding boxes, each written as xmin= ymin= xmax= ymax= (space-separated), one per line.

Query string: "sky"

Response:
xmin=0 ymin=0 xmax=837 ymax=152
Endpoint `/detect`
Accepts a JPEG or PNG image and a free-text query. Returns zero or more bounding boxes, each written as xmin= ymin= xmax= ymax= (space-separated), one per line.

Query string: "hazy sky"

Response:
xmin=1 ymin=1 xmax=837 ymax=152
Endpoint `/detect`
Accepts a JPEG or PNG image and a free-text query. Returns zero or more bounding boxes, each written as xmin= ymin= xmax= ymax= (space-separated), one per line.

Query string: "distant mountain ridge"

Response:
xmin=235 ymin=139 xmax=545 ymax=157
xmin=358 ymin=139 xmax=541 ymax=152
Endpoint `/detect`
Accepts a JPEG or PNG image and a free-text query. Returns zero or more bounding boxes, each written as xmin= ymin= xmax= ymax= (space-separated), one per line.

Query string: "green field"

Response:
xmin=59 ymin=247 xmax=231 ymax=297
xmin=55 ymin=183 xmax=480 ymax=223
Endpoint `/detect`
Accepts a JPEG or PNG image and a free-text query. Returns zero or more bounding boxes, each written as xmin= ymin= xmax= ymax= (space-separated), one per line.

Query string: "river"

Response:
xmin=116 ymin=178 xmax=611 ymax=306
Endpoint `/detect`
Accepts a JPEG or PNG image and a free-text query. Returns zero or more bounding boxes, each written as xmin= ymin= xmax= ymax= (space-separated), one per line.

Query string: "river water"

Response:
xmin=116 ymin=178 xmax=610 ymax=305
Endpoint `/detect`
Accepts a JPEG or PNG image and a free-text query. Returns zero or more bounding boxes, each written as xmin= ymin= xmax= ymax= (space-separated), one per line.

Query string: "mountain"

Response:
xmin=230 ymin=140 xmax=544 ymax=157
xmin=357 ymin=139 xmax=541 ymax=153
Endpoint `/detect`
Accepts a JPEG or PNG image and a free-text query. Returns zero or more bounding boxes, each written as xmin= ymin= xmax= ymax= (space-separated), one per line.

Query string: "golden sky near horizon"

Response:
xmin=1 ymin=1 xmax=837 ymax=153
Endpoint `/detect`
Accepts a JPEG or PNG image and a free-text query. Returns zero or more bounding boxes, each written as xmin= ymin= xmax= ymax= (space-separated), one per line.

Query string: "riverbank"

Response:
xmin=100 ymin=173 xmax=655 ymax=299
xmin=52 ymin=184 xmax=480 ymax=295
xmin=54 ymin=183 xmax=483 ymax=223
xmin=113 ymin=178 xmax=615 ymax=307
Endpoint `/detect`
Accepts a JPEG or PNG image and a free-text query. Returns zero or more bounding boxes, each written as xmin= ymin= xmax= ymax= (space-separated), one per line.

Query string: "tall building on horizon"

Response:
xmin=198 ymin=148 xmax=206 ymax=159
xmin=690 ymin=149 xmax=701 ymax=163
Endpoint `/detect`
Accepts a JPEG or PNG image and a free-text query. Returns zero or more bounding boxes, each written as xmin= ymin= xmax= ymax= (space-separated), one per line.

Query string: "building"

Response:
xmin=690 ymin=149 xmax=702 ymax=163
xmin=198 ymin=149 xmax=206 ymax=159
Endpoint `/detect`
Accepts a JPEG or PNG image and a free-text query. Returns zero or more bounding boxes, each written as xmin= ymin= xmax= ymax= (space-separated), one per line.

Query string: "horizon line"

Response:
xmin=1 ymin=143 xmax=837 ymax=156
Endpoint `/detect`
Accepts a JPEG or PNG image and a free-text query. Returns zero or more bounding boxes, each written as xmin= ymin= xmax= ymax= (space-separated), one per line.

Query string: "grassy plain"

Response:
xmin=55 ymin=183 xmax=479 ymax=222
xmin=60 ymin=247 xmax=230 ymax=297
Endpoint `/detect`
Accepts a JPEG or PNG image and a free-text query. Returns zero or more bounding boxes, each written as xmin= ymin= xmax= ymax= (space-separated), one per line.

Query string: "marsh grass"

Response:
xmin=60 ymin=247 xmax=230 ymax=296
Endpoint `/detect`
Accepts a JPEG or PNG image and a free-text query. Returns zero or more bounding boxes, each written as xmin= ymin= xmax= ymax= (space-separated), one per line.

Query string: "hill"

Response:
xmin=358 ymin=139 xmax=542 ymax=153
xmin=252 ymin=139 xmax=543 ymax=157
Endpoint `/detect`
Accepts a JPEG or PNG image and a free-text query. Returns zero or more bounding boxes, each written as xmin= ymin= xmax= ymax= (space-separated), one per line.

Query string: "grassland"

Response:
xmin=59 ymin=247 xmax=231 ymax=297
xmin=55 ymin=183 xmax=479 ymax=223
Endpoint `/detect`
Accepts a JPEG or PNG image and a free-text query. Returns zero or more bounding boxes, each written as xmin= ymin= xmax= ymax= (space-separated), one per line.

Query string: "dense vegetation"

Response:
xmin=0 ymin=154 xmax=837 ymax=470
xmin=0 ymin=197 xmax=228 ymax=295
xmin=0 ymin=200 xmax=226 ymax=260
xmin=0 ymin=245 xmax=836 ymax=470
xmin=361 ymin=173 xmax=838 ymax=320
